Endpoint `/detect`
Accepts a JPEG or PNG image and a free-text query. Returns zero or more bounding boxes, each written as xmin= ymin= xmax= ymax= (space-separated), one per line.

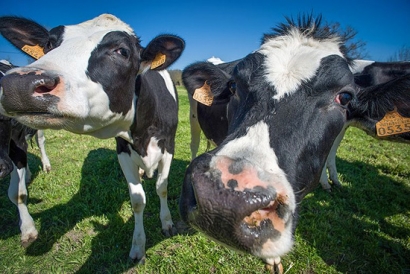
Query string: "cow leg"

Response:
xmin=188 ymin=96 xmax=201 ymax=160
xmin=35 ymin=130 xmax=51 ymax=172
xmin=117 ymin=153 xmax=146 ymax=264
xmin=156 ymin=151 xmax=177 ymax=237
xmin=319 ymin=125 xmax=348 ymax=190
xmin=319 ymin=164 xmax=332 ymax=191
xmin=265 ymin=257 xmax=283 ymax=274
xmin=8 ymin=165 xmax=38 ymax=247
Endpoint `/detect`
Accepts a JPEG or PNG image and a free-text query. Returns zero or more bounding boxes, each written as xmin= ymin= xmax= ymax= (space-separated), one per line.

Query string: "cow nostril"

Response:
xmin=35 ymin=85 xmax=54 ymax=94
xmin=33 ymin=77 xmax=58 ymax=94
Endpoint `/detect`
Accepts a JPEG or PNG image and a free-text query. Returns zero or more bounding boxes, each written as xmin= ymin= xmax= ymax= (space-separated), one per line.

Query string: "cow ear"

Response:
xmin=0 ymin=16 xmax=49 ymax=59
xmin=182 ymin=62 xmax=232 ymax=97
xmin=349 ymin=75 xmax=410 ymax=140
xmin=139 ymin=35 xmax=185 ymax=72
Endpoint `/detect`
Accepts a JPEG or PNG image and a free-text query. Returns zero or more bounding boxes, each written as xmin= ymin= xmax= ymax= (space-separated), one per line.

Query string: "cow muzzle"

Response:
xmin=180 ymin=153 xmax=296 ymax=260
xmin=0 ymin=69 xmax=60 ymax=115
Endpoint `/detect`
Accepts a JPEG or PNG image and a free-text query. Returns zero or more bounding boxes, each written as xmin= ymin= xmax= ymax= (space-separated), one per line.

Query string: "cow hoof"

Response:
xmin=21 ymin=234 xmax=38 ymax=248
xmin=162 ymin=225 xmax=178 ymax=238
xmin=265 ymin=262 xmax=283 ymax=274
xmin=44 ymin=165 xmax=51 ymax=173
xmin=129 ymin=255 xmax=146 ymax=265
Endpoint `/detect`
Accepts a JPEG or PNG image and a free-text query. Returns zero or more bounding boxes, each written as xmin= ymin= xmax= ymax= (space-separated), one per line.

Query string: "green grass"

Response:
xmin=0 ymin=86 xmax=409 ymax=273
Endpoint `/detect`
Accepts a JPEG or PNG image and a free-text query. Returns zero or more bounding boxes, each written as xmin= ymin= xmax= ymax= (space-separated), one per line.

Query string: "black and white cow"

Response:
xmin=0 ymin=14 xmax=184 ymax=263
xmin=179 ymin=15 xmax=410 ymax=272
xmin=183 ymin=59 xmax=241 ymax=159
xmin=0 ymin=59 xmax=51 ymax=247
xmin=319 ymin=60 xmax=410 ymax=190
xmin=183 ymin=59 xmax=410 ymax=192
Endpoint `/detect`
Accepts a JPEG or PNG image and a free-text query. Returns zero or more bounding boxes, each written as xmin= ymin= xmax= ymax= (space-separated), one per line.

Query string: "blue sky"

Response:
xmin=1 ymin=0 xmax=409 ymax=69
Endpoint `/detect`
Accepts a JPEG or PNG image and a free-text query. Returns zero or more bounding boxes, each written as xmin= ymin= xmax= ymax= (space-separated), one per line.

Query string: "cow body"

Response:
xmin=0 ymin=14 xmax=184 ymax=263
xmin=0 ymin=59 xmax=51 ymax=247
xmin=179 ymin=15 xmax=410 ymax=271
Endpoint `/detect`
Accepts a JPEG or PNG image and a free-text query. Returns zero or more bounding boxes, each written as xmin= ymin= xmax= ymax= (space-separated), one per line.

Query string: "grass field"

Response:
xmin=0 ymin=86 xmax=409 ymax=273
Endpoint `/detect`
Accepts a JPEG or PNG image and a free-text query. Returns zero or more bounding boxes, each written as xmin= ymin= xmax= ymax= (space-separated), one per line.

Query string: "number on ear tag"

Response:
xmin=150 ymin=53 xmax=166 ymax=69
xmin=376 ymin=109 xmax=410 ymax=136
xmin=21 ymin=44 xmax=44 ymax=59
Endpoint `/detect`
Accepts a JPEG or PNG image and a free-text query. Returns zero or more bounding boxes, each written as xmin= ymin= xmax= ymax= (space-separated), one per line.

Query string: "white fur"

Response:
xmin=188 ymin=96 xmax=201 ymax=159
xmin=8 ymin=164 xmax=38 ymax=246
xmin=258 ymin=27 xmax=344 ymax=100
xmin=35 ymin=130 xmax=51 ymax=172
xmin=350 ymin=59 xmax=375 ymax=74
xmin=158 ymin=70 xmax=177 ymax=101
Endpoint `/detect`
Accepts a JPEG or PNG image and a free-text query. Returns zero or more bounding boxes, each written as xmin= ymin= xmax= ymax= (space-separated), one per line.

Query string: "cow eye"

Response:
xmin=335 ymin=91 xmax=353 ymax=106
xmin=115 ymin=48 xmax=129 ymax=58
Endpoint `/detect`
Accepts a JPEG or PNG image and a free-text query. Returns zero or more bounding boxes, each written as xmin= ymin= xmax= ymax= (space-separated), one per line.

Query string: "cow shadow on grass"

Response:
xmin=2 ymin=148 xmax=189 ymax=273
xmin=296 ymin=157 xmax=410 ymax=273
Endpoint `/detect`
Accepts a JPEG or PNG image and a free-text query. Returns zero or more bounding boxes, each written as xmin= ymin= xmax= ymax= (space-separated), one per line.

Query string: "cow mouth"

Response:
xmin=243 ymin=195 xmax=289 ymax=230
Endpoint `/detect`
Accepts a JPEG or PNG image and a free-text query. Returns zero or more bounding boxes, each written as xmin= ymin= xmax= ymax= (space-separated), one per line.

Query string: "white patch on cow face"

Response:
xmin=258 ymin=27 xmax=344 ymax=100
xmin=215 ymin=121 xmax=282 ymax=177
xmin=350 ymin=59 xmax=375 ymax=74
xmin=214 ymin=121 xmax=295 ymax=210
xmin=212 ymin=120 xmax=296 ymax=259
xmin=21 ymin=14 xmax=137 ymax=139
xmin=158 ymin=70 xmax=177 ymax=102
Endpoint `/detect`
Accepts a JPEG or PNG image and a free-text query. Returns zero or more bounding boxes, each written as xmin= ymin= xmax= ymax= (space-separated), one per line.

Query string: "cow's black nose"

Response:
xmin=0 ymin=70 xmax=60 ymax=114
xmin=1 ymin=71 xmax=59 ymax=98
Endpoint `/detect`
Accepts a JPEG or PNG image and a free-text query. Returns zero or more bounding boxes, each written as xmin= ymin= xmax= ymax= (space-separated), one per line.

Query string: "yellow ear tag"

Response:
xmin=21 ymin=44 xmax=45 ymax=60
xmin=376 ymin=109 xmax=410 ymax=136
xmin=193 ymin=81 xmax=214 ymax=106
xmin=150 ymin=53 xmax=166 ymax=69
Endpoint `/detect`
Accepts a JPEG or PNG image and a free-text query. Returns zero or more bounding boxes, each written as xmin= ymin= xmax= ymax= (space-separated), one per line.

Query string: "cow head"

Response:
xmin=0 ymin=14 xmax=184 ymax=140
xmin=182 ymin=60 xmax=240 ymax=146
xmin=179 ymin=15 xmax=410 ymax=268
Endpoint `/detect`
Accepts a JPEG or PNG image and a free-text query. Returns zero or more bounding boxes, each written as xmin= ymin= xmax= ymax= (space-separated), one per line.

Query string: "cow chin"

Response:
xmin=14 ymin=114 xmax=66 ymax=130
xmin=14 ymin=113 xmax=132 ymax=140
xmin=180 ymin=153 xmax=296 ymax=261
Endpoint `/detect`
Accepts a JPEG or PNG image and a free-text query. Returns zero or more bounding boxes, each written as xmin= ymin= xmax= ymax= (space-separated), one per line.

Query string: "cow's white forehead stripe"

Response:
xmin=258 ymin=27 xmax=343 ymax=100
xmin=76 ymin=13 xmax=135 ymax=36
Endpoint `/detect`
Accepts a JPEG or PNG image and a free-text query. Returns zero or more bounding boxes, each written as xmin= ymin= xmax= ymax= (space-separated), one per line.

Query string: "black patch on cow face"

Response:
xmin=227 ymin=179 xmax=238 ymax=190
xmin=87 ymin=31 xmax=141 ymax=115
xmin=313 ymin=55 xmax=355 ymax=95
xmin=228 ymin=160 xmax=244 ymax=175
